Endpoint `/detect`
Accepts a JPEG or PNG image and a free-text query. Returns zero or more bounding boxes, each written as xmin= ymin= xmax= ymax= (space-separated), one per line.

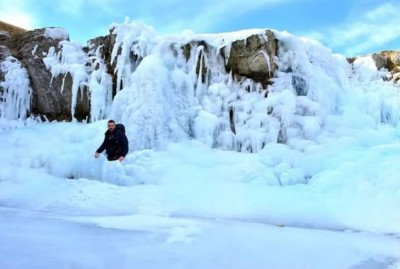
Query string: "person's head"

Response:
xmin=107 ymin=120 xmax=116 ymax=132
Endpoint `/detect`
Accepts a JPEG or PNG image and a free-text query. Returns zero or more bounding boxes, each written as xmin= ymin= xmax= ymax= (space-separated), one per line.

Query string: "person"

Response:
xmin=95 ymin=120 xmax=129 ymax=161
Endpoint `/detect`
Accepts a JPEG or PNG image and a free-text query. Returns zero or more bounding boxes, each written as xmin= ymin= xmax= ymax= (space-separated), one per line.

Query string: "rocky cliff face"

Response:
xmin=1 ymin=21 xmax=280 ymax=122
xmin=18 ymin=29 xmax=89 ymax=121
xmin=0 ymin=20 xmax=398 ymax=124
xmin=0 ymin=23 xmax=90 ymax=121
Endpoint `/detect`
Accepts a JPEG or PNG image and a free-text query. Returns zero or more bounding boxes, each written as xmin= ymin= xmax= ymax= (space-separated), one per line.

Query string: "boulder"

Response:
xmin=225 ymin=30 xmax=278 ymax=87
xmin=17 ymin=28 xmax=89 ymax=121
xmin=371 ymin=51 xmax=400 ymax=83
xmin=371 ymin=53 xmax=387 ymax=70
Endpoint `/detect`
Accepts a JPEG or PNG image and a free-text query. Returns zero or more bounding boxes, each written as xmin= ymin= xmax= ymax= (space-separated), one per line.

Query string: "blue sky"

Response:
xmin=1 ymin=0 xmax=399 ymax=56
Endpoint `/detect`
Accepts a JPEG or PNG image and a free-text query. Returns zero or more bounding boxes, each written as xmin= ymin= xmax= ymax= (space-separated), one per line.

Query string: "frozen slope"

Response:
xmin=0 ymin=122 xmax=400 ymax=268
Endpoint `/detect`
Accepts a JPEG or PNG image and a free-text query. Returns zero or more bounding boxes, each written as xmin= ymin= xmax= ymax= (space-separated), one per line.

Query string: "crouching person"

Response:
xmin=94 ymin=120 xmax=129 ymax=161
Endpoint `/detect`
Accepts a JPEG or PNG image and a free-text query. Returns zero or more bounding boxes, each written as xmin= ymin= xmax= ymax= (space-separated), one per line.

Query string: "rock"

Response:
xmin=88 ymin=33 xmax=118 ymax=95
xmin=371 ymin=51 xmax=400 ymax=83
xmin=88 ymin=31 xmax=143 ymax=94
xmin=292 ymin=75 xmax=308 ymax=96
xmin=181 ymin=33 xmax=278 ymax=89
xmin=0 ymin=31 xmax=10 ymax=46
xmin=277 ymin=126 xmax=287 ymax=144
xmin=371 ymin=53 xmax=387 ymax=70
xmin=225 ymin=30 xmax=278 ymax=87
xmin=17 ymin=28 xmax=89 ymax=121
xmin=0 ymin=21 xmax=26 ymax=56
xmin=88 ymin=34 xmax=116 ymax=64
xmin=0 ymin=45 xmax=11 ymax=61
xmin=181 ymin=40 xmax=210 ymax=87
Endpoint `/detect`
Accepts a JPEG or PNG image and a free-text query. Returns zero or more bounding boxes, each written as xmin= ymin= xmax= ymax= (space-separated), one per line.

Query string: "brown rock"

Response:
xmin=225 ymin=30 xmax=278 ymax=87
xmin=17 ymin=28 xmax=89 ymax=121
xmin=181 ymin=40 xmax=209 ymax=84
xmin=371 ymin=51 xmax=400 ymax=83
xmin=0 ymin=20 xmax=27 ymax=56
xmin=0 ymin=45 xmax=11 ymax=61
xmin=372 ymin=53 xmax=387 ymax=70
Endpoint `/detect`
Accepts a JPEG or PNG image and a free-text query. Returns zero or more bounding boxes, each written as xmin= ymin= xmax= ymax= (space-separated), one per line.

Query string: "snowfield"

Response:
xmin=0 ymin=121 xmax=400 ymax=268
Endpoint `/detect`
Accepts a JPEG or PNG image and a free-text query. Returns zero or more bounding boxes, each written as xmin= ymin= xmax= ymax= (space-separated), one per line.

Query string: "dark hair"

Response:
xmin=108 ymin=119 xmax=115 ymax=124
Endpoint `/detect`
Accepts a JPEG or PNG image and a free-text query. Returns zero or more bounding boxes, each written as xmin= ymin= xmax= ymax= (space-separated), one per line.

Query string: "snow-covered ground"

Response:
xmin=1 ymin=207 xmax=399 ymax=269
xmin=0 ymin=121 xmax=400 ymax=268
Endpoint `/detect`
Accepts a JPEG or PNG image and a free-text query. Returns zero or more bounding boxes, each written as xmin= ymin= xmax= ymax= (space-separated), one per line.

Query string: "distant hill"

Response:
xmin=0 ymin=20 xmax=28 ymax=56
xmin=0 ymin=20 xmax=27 ymax=36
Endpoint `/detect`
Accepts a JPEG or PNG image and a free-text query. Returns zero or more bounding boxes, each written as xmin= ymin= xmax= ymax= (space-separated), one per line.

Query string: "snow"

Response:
xmin=1 ymin=207 xmax=399 ymax=269
xmin=87 ymin=43 xmax=113 ymax=122
xmin=43 ymin=41 xmax=89 ymax=119
xmin=43 ymin=27 xmax=69 ymax=40
xmin=0 ymin=56 xmax=31 ymax=120
xmin=1 ymin=121 xmax=400 ymax=268
xmin=1 ymin=20 xmax=400 ymax=268
xmin=110 ymin=19 xmax=158 ymax=93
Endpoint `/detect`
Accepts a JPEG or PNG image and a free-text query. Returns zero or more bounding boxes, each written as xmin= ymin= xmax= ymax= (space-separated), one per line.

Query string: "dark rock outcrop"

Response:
xmin=2 ymin=21 xmax=281 ymax=122
xmin=88 ymin=34 xmax=116 ymax=67
xmin=0 ymin=31 xmax=11 ymax=50
xmin=0 ymin=45 xmax=11 ymax=61
xmin=292 ymin=74 xmax=308 ymax=96
xmin=181 ymin=32 xmax=278 ymax=88
xmin=4 ymin=18 xmax=398 ymax=127
xmin=17 ymin=28 xmax=89 ymax=121
xmin=377 ymin=51 xmax=400 ymax=83
xmin=181 ymin=40 xmax=209 ymax=84
xmin=1 ymin=21 xmax=91 ymax=121
xmin=225 ymin=30 xmax=278 ymax=87
xmin=88 ymin=33 xmax=118 ymax=95
xmin=365 ymin=51 xmax=400 ymax=83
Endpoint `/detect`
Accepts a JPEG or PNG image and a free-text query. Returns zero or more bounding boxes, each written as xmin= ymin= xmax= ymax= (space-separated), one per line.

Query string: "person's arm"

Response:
xmin=121 ymin=134 xmax=129 ymax=157
xmin=117 ymin=135 xmax=128 ymax=161
xmin=95 ymin=136 xmax=107 ymax=158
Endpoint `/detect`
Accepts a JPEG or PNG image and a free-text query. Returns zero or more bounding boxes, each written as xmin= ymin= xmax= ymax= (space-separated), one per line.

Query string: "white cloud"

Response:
xmin=0 ymin=0 xmax=36 ymax=29
xmin=141 ymin=0 xmax=293 ymax=35
xmin=308 ymin=3 xmax=400 ymax=56
xmin=0 ymin=13 xmax=34 ymax=29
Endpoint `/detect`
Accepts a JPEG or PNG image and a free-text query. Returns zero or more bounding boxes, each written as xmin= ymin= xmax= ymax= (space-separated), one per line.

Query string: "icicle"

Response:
xmin=195 ymin=46 xmax=205 ymax=99
xmin=110 ymin=20 xmax=157 ymax=92
xmin=88 ymin=45 xmax=113 ymax=122
xmin=43 ymin=40 xmax=89 ymax=120
xmin=0 ymin=57 xmax=32 ymax=120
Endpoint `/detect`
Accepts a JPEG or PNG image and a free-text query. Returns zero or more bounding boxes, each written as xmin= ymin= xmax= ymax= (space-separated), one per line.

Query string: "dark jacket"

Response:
xmin=96 ymin=125 xmax=129 ymax=161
